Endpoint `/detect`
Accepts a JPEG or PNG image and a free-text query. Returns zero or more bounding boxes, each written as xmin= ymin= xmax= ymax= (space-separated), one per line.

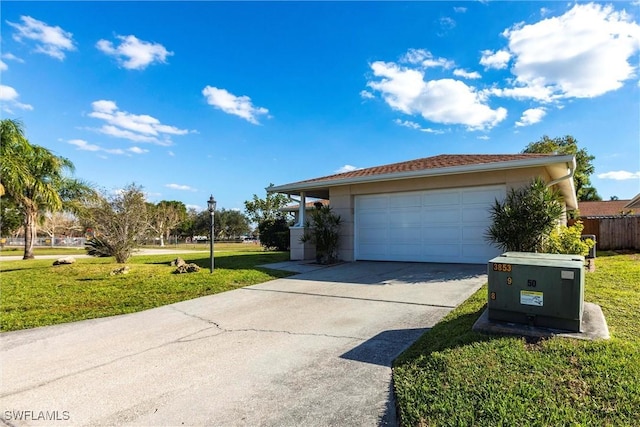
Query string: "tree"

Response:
xmin=0 ymin=119 xmax=96 ymax=259
xmin=486 ymin=178 xmax=564 ymax=253
xmin=147 ymin=200 xmax=187 ymax=246
xmin=0 ymin=197 xmax=23 ymax=238
xmin=258 ymin=217 xmax=290 ymax=251
xmin=215 ymin=209 xmax=250 ymax=240
xmin=244 ymin=185 xmax=291 ymax=224
xmin=87 ymin=184 xmax=149 ymax=263
xmin=39 ymin=211 xmax=82 ymax=246
xmin=522 ymin=135 xmax=601 ymax=201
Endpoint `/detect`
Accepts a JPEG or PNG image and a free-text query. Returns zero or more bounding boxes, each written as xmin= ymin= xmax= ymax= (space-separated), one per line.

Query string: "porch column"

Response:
xmin=297 ymin=191 xmax=306 ymax=227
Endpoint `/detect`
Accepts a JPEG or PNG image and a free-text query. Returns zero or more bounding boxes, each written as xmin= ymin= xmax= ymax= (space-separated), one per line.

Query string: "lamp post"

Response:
xmin=207 ymin=195 xmax=216 ymax=273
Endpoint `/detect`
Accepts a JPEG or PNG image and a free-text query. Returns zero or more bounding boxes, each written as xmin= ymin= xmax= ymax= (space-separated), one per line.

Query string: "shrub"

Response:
xmin=544 ymin=221 xmax=595 ymax=256
xmin=85 ymin=237 xmax=113 ymax=257
xmin=258 ymin=217 xmax=290 ymax=251
xmin=301 ymin=205 xmax=341 ymax=264
xmin=486 ymin=177 xmax=564 ymax=252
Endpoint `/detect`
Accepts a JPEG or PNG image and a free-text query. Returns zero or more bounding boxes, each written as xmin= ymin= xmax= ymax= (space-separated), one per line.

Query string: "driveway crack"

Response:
xmin=168 ymin=305 xmax=371 ymax=342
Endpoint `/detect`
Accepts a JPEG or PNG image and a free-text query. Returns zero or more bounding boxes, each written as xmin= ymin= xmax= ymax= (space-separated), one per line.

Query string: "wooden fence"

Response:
xmin=569 ymin=217 xmax=640 ymax=250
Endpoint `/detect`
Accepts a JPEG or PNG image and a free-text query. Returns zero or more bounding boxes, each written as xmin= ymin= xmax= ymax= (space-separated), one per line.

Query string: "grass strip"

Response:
xmin=1 ymin=251 xmax=291 ymax=332
xmin=393 ymin=252 xmax=640 ymax=426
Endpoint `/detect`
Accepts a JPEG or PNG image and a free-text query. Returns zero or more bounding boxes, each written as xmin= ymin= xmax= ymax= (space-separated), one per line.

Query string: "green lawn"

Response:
xmin=393 ymin=251 xmax=640 ymax=426
xmin=0 ymin=246 xmax=87 ymax=257
xmin=0 ymin=250 xmax=291 ymax=332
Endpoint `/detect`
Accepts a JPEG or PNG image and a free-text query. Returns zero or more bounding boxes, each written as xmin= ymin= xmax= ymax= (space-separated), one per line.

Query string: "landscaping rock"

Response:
xmin=170 ymin=257 xmax=187 ymax=267
xmin=53 ymin=257 xmax=76 ymax=266
xmin=174 ymin=263 xmax=201 ymax=274
xmin=110 ymin=266 xmax=130 ymax=276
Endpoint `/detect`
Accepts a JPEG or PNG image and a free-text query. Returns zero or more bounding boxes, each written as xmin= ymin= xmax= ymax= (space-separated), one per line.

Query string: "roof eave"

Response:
xmin=268 ymin=155 xmax=576 ymax=195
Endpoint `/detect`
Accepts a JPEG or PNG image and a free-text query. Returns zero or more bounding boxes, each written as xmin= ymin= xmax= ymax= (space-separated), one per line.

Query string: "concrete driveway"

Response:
xmin=0 ymin=262 xmax=486 ymax=426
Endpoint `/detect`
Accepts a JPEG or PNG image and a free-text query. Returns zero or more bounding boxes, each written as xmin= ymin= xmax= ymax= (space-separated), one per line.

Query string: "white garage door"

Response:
xmin=355 ymin=185 xmax=505 ymax=264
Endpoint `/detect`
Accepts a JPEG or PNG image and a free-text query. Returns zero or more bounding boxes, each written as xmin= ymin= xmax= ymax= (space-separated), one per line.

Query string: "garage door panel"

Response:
xmin=358 ymin=211 xmax=388 ymax=227
xmin=390 ymin=193 xmax=422 ymax=208
xmin=390 ymin=210 xmax=422 ymax=226
xmin=423 ymin=226 xmax=461 ymax=242
xmin=422 ymin=208 xmax=461 ymax=223
xmin=390 ymin=244 xmax=423 ymax=259
xmin=462 ymin=188 xmax=504 ymax=204
xmin=462 ymin=206 xmax=493 ymax=223
xmin=358 ymin=244 xmax=388 ymax=259
xmin=422 ymin=244 xmax=460 ymax=257
xmin=462 ymin=244 xmax=501 ymax=259
xmin=462 ymin=225 xmax=487 ymax=241
xmin=389 ymin=227 xmax=422 ymax=243
xmin=358 ymin=196 xmax=389 ymax=209
xmin=423 ymin=191 xmax=460 ymax=206
xmin=355 ymin=185 xmax=505 ymax=263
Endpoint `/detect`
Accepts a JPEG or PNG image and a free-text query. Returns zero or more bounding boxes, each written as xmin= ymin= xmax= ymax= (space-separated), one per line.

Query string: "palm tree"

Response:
xmin=0 ymin=119 xmax=96 ymax=259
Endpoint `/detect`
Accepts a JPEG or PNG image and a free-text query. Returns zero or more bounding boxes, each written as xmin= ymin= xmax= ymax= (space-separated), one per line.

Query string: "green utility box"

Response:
xmin=487 ymin=252 xmax=585 ymax=332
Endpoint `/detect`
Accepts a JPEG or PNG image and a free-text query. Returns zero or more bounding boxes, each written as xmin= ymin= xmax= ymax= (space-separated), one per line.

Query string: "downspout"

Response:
xmin=545 ymin=158 xmax=576 ymax=189
xmin=545 ymin=158 xmax=577 ymax=223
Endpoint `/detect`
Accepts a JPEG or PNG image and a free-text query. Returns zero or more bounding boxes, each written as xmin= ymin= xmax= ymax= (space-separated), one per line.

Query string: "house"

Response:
xmin=625 ymin=193 xmax=640 ymax=211
xmin=577 ymin=199 xmax=634 ymax=218
xmin=269 ymin=153 xmax=578 ymax=264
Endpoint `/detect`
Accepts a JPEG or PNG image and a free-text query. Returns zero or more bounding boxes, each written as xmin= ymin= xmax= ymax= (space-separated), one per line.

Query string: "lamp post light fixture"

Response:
xmin=207 ymin=195 xmax=217 ymax=273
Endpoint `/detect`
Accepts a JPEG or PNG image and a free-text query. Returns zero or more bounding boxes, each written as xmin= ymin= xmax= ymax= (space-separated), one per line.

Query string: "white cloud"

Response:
xmin=2 ymin=53 xmax=24 ymax=62
xmin=597 ymin=171 xmax=640 ymax=180
xmin=186 ymin=204 xmax=201 ymax=211
xmin=335 ymin=165 xmax=361 ymax=173
xmin=89 ymin=100 xmax=190 ymax=145
xmin=453 ymin=69 xmax=481 ymax=79
xmin=501 ymin=3 xmax=640 ymax=99
xmin=477 ymin=135 xmax=490 ymax=140
xmin=168 ymin=151 xmax=175 ymax=157
xmin=480 ymin=49 xmax=511 ymax=70
xmin=515 ymin=107 xmax=546 ymax=127
xmin=394 ymin=118 xmax=445 ymax=134
xmin=540 ymin=7 xmax=551 ymax=17
xmin=165 ymin=183 xmax=197 ymax=191
xmin=360 ymin=90 xmax=375 ymax=99
xmin=67 ymin=139 xmax=132 ymax=156
xmin=367 ymin=60 xmax=507 ymax=130
xmin=68 ymin=139 xmax=101 ymax=152
xmin=401 ymin=49 xmax=454 ymax=69
xmin=202 ymin=86 xmax=269 ymax=125
xmin=420 ymin=128 xmax=445 ymax=135
xmin=394 ymin=119 xmax=420 ymax=129
xmin=0 ymin=61 xmax=6 ymax=71
xmin=96 ymin=35 xmax=173 ymax=70
xmin=128 ymin=146 xmax=149 ymax=154
xmin=7 ymin=16 xmax=75 ymax=60
xmin=454 ymin=7 xmax=467 ymax=13
xmin=440 ymin=17 xmax=456 ymax=31
xmin=0 ymin=84 xmax=33 ymax=112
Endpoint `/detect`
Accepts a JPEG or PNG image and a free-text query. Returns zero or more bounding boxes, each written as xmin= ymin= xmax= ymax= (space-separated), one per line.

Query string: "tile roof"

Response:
xmin=294 ymin=153 xmax=556 ymax=185
xmin=578 ymin=200 xmax=634 ymax=217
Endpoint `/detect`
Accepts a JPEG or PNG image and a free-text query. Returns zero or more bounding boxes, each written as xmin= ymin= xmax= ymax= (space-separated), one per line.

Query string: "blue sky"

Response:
xmin=2 ymin=1 xmax=639 ymax=212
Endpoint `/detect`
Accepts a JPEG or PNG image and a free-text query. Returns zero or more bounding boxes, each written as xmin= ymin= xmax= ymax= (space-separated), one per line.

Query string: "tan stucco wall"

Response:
xmin=327 ymin=166 xmax=557 ymax=262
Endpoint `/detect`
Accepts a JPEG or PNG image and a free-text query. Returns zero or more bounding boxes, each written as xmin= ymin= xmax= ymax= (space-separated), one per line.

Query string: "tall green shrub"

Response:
xmin=301 ymin=205 xmax=341 ymax=264
xmin=258 ymin=217 xmax=290 ymax=251
xmin=486 ymin=178 xmax=564 ymax=252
